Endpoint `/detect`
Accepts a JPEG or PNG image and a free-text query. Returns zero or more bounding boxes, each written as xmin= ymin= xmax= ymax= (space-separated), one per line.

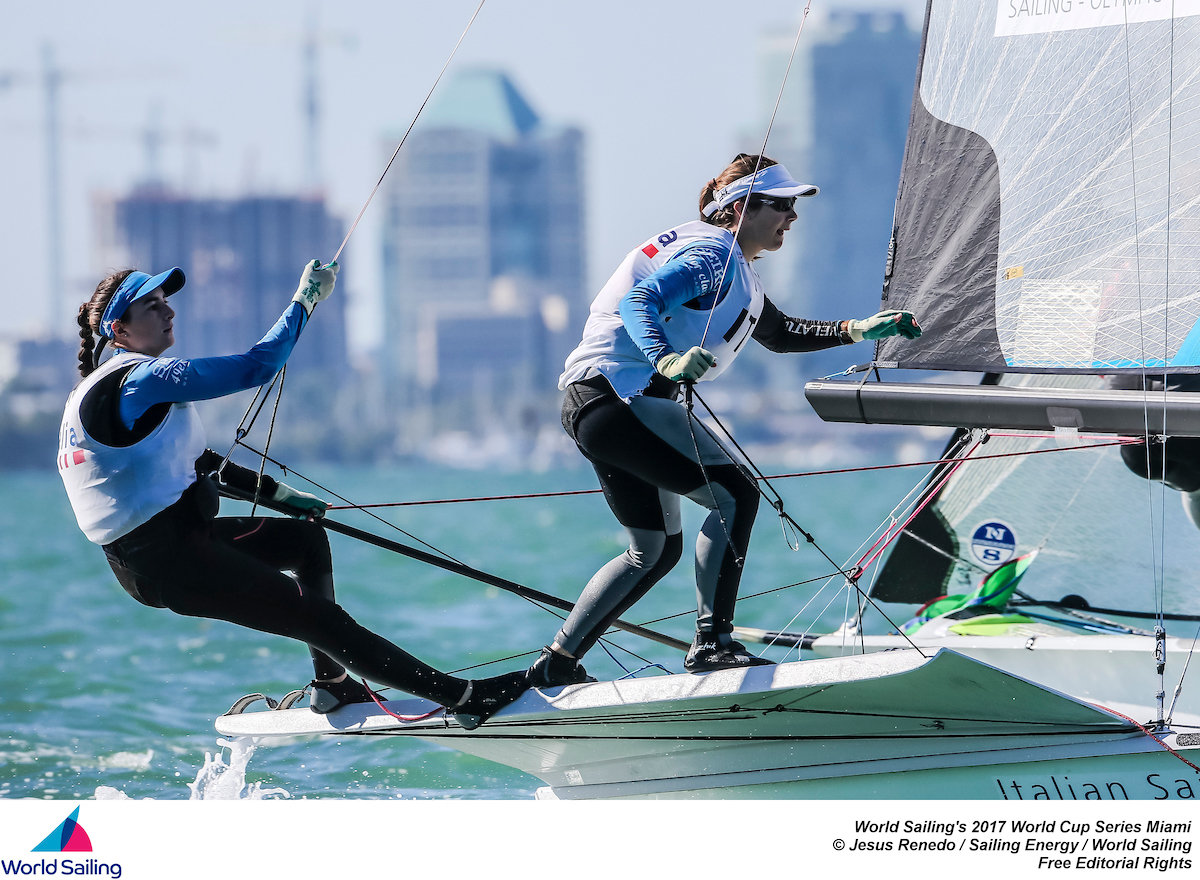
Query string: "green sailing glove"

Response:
xmin=272 ymin=481 xmax=329 ymax=518
xmin=291 ymin=259 xmax=339 ymax=316
xmin=656 ymin=346 xmax=718 ymax=382
xmin=846 ymin=310 xmax=922 ymax=342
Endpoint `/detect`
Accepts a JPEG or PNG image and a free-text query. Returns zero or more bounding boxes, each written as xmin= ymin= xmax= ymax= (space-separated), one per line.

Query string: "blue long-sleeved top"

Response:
xmin=618 ymin=243 xmax=731 ymax=367
xmin=117 ymin=302 xmax=307 ymax=429
xmin=618 ymin=241 xmax=846 ymax=364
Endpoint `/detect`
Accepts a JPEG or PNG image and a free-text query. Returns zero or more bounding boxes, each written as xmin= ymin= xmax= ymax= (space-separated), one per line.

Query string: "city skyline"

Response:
xmin=2 ymin=0 xmax=925 ymax=357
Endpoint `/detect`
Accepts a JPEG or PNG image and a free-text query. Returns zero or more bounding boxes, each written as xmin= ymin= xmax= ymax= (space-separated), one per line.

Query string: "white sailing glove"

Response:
xmin=846 ymin=310 xmax=921 ymax=342
xmin=272 ymin=481 xmax=329 ymax=518
xmin=656 ymin=347 xmax=717 ymax=382
xmin=291 ymin=260 xmax=339 ymax=316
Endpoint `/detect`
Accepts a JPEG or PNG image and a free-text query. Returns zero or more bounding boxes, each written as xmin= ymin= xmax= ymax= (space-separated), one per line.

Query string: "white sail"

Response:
xmin=878 ymin=0 xmax=1200 ymax=371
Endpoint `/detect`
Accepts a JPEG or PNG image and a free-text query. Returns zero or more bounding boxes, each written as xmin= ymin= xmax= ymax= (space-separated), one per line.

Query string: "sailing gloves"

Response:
xmin=291 ymin=259 xmax=340 ymax=317
xmin=656 ymin=346 xmax=718 ymax=382
xmin=272 ymin=481 xmax=329 ymax=518
xmin=846 ymin=310 xmax=921 ymax=343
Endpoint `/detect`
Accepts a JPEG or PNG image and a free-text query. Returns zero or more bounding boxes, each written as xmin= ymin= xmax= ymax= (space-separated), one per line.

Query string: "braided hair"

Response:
xmin=77 ymin=269 xmax=136 ymax=378
xmin=698 ymin=153 xmax=778 ymax=229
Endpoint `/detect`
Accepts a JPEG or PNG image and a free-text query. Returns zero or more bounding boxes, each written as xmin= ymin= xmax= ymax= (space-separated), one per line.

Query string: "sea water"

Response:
xmin=0 ymin=463 xmax=919 ymax=800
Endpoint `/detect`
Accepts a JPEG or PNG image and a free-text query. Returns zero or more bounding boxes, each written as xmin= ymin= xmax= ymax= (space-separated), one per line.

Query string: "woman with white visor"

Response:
xmin=528 ymin=154 xmax=920 ymax=686
xmin=60 ymin=262 xmax=527 ymax=728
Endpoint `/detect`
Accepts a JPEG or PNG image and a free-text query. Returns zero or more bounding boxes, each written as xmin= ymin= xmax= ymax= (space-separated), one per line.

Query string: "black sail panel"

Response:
xmin=877 ymin=3 xmax=1004 ymax=371
xmin=870 ymin=0 xmax=1200 ymax=373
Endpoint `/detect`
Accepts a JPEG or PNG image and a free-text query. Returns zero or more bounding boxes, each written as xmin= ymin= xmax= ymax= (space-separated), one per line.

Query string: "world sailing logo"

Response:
xmin=32 ymin=806 xmax=92 ymax=852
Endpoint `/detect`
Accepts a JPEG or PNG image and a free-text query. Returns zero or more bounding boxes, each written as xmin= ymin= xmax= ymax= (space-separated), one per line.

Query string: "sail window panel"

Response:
xmin=1009 ymin=281 xmax=1102 ymax=367
xmin=884 ymin=2 xmax=1200 ymax=370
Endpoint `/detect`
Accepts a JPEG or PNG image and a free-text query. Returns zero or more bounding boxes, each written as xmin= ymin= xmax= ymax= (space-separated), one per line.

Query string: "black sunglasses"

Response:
xmin=749 ymin=195 xmax=798 ymax=212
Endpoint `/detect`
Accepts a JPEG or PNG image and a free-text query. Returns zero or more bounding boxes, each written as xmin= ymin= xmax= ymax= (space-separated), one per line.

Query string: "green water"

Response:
xmin=0 ymin=464 xmax=920 ymax=800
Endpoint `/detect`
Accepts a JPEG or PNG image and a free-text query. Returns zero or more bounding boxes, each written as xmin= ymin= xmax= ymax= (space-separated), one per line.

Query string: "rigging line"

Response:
xmin=1167 ymin=620 xmax=1200 ymax=723
xmin=1012 ymin=598 xmax=1200 ymax=623
xmin=895 ymin=526 xmax=988 ymax=575
xmin=636 ymin=571 xmax=843 ymax=627
xmin=636 ymin=447 xmax=948 ymax=640
xmin=682 ymin=384 xmax=743 ymax=568
xmin=1120 ymin=0 xmax=1164 ymax=620
xmin=699 ymin=0 xmax=813 ymax=350
xmin=217 ymin=481 xmax=690 ymax=652
xmin=685 ymin=385 xmax=957 ymax=649
xmin=218 ymin=369 xmax=282 ymax=478
xmin=1097 ymin=704 xmax=1200 ymax=771
xmin=231 ymin=439 xmax=465 ymax=565
xmin=748 ymin=448 xmax=959 ymax=659
xmin=1158 ymin=0 xmax=1177 ymax=632
xmin=770 ymin=571 xmax=877 ymax=662
xmin=853 ymin=435 xmax=986 ymax=572
xmin=447 ymin=621 xmax=660 ymax=677
xmin=214 ymin=2 xmax=488 ymax=499
xmin=327 ymin=0 xmax=488 ymax=265
xmin=250 ymin=364 xmax=287 ymax=518
xmin=682 ymin=390 xmax=926 ymax=652
xmin=320 ymin=438 xmax=1141 ymax=510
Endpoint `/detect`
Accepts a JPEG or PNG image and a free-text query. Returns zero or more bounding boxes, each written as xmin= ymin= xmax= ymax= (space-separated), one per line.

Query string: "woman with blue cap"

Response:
xmin=60 ymin=261 xmax=526 ymax=728
xmin=527 ymin=154 xmax=921 ymax=687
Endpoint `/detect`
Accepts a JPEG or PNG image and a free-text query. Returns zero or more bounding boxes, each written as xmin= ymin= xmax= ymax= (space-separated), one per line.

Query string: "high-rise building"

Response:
xmin=95 ymin=191 xmax=348 ymax=378
xmin=89 ymin=189 xmax=353 ymax=461
xmin=380 ymin=69 xmax=585 ymax=445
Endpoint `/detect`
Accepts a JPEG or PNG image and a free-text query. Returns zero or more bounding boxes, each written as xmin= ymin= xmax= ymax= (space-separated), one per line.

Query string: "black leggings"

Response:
xmin=104 ymin=490 xmax=467 ymax=706
xmin=555 ymin=375 xmax=760 ymax=656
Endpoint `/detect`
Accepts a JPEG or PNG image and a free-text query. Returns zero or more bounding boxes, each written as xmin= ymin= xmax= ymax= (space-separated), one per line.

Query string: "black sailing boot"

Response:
xmin=451 ymin=671 xmax=530 ymax=730
xmin=526 ymin=646 xmax=597 ymax=688
xmin=683 ymin=630 xmax=775 ymax=673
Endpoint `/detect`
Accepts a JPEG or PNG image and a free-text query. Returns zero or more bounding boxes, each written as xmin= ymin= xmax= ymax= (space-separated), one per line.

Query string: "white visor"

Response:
xmin=701 ymin=163 xmax=819 ymax=217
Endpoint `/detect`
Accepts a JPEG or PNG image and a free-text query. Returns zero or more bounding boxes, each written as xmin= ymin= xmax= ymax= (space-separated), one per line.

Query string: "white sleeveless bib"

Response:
xmin=561 ymin=221 xmax=763 ymax=400
xmin=59 ymin=353 xmax=207 ymax=544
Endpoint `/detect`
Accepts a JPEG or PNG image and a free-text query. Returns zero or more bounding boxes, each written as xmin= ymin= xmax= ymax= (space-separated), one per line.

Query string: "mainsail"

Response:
xmin=877 ymin=0 xmax=1200 ymax=373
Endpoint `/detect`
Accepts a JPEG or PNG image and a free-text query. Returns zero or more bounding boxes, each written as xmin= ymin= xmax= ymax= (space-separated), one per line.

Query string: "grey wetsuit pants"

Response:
xmin=556 ymin=374 xmax=760 ymax=657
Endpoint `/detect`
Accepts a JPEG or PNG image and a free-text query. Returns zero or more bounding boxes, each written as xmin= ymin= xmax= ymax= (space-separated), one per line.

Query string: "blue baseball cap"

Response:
xmin=99 ymin=268 xmax=186 ymax=339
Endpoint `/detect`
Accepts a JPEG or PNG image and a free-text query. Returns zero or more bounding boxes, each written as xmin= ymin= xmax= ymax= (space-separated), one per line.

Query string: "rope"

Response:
xmin=218 ymin=1 xmax=490 ymax=486
xmin=362 ymin=680 xmax=446 ymax=722
xmin=682 ymin=383 xmax=743 ymax=569
xmin=699 ymin=0 xmax=814 ymax=350
xmin=327 ymin=0 xmax=488 ymax=265
xmin=1097 ymin=704 xmax=1200 ymax=773
xmin=324 ymin=437 xmax=1140 ymax=511
xmin=1168 ymin=621 xmax=1200 ymax=723
xmin=683 ymin=386 xmax=923 ymax=653
xmin=250 ymin=365 xmax=287 ymax=517
xmin=233 ymin=440 xmax=466 ymax=566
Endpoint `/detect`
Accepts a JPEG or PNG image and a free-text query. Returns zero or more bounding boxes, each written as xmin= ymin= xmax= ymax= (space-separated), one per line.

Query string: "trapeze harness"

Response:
xmin=58 ymin=303 xmax=468 ymax=706
xmin=555 ymin=220 xmax=852 ymax=655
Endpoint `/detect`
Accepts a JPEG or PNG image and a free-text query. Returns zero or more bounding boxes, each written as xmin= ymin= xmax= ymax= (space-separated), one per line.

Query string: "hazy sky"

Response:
xmin=3 ymin=0 xmax=924 ymax=352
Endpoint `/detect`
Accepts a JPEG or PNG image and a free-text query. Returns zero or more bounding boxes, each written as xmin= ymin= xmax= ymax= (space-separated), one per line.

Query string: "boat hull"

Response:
xmin=807 ymin=631 xmax=1200 ymax=728
xmin=216 ymin=649 xmax=1200 ymax=799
